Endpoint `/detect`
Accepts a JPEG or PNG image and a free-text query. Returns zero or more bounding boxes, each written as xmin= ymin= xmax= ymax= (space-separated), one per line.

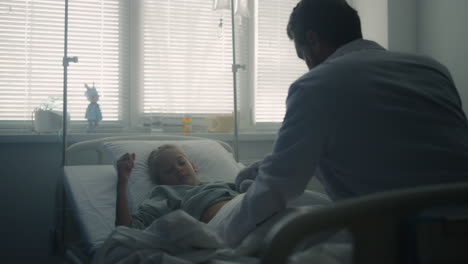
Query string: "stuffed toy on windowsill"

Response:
xmin=84 ymin=83 xmax=102 ymax=133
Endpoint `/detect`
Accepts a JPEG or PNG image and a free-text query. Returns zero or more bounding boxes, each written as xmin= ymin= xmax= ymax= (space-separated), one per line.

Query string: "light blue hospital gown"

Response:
xmin=129 ymin=182 xmax=239 ymax=230
xmin=85 ymin=102 xmax=102 ymax=121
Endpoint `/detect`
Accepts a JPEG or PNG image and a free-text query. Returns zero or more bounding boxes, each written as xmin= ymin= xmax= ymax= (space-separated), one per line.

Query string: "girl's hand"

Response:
xmin=116 ymin=153 xmax=135 ymax=184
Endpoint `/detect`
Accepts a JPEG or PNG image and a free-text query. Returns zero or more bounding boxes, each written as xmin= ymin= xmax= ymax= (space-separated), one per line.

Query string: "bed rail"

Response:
xmin=261 ymin=182 xmax=468 ymax=264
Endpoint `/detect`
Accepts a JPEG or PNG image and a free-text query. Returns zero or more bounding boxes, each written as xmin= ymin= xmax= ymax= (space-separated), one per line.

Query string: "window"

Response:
xmin=141 ymin=0 xmax=247 ymax=118
xmin=255 ymin=0 xmax=307 ymax=123
xmin=0 ymin=0 xmax=129 ymax=126
xmin=1 ymin=0 xmax=314 ymax=131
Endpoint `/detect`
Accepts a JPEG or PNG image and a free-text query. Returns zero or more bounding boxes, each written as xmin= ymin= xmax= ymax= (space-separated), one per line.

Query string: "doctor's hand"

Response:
xmin=117 ymin=152 xmax=135 ymax=184
xmin=235 ymin=160 xmax=261 ymax=193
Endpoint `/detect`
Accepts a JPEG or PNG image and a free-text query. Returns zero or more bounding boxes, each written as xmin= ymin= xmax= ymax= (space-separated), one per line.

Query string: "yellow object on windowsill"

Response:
xmin=182 ymin=116 xmax=192 ymax=133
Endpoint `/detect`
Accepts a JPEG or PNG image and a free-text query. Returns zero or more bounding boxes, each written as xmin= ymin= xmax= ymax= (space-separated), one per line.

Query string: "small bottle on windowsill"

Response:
xmin=182 ymin=115 xmax=192 ymax=133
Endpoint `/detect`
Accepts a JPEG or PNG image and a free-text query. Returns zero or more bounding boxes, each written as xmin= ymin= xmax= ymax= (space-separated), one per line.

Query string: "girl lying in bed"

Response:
xmin=115 ymin=144 xmax=239 ymax=229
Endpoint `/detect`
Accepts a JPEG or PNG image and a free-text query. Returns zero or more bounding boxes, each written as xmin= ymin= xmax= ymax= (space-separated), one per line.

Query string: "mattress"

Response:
xmin=63 ymin=165 xmax=117 ymax=254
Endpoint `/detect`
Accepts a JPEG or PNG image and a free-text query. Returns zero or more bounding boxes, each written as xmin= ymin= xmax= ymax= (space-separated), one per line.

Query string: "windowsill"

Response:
xmin=0 ymin=131 xmax=278 ymax=144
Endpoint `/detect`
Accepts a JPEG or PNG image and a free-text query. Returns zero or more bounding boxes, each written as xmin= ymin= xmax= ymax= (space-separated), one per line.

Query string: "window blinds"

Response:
xmin=0 ymin=0 xmax=128 ymax=122
xmin=142 ymin=0 xmax=244 ymax=116
xmin=255 ymin=0 xmax=307 ymax=123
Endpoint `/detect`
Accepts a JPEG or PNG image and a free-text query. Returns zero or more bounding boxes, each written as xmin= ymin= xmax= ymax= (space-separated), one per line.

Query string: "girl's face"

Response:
xmin=155 ymin=149 xmax=199 ymax=185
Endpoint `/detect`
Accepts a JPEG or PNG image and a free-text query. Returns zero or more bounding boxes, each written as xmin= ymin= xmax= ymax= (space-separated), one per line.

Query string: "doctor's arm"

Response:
xmin=223 ymin=80 xmax=336 ymax=246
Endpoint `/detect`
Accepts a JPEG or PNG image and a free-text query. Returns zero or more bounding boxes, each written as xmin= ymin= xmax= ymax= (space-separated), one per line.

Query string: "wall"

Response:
xmin=0 ymin=141 xmax=62 ymax=263
xmin=387 ymin=0 xmax=417 ymax=53
xmin=417 ymin=0 xmax=468 ymax=116
xmin=353 ymin=0 xmax=418 ymax=53
xmin=353 ymin=0 xmax=388 ymax=48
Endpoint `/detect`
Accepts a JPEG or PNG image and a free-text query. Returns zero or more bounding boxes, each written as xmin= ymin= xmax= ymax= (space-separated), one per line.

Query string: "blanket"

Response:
xmin=93 ymin=209 xmax=259 ymax=264
xmin=93 ymin=191 xmax=350 ymax=264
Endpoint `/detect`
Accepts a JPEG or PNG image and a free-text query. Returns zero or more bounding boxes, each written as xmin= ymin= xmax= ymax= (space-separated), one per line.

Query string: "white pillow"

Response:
xmin=101 ymin=139 xmax=242 ymax=212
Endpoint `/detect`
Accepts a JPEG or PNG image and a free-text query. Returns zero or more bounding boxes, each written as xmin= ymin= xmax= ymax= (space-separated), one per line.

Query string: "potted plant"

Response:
xmin=33 ymin=96 xmax=68 ymax=133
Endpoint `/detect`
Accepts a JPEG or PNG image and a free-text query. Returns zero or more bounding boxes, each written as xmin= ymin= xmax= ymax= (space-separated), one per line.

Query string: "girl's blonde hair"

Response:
xmin=147 ymin=144 xmax=185 ymax=184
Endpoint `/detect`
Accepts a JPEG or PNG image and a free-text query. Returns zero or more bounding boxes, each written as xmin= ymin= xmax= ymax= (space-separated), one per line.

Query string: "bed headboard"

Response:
xmin=65 ymin=134 xmax=234 ymax=166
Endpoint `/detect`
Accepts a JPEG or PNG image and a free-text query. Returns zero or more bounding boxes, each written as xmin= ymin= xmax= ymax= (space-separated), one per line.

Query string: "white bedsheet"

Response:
xmin=93 ymin=210 xmax=259 ymax=264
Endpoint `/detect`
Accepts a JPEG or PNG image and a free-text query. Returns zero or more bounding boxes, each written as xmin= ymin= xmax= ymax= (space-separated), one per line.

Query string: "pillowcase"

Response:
xmin=101 ymin=139 xmax=243 ymax=212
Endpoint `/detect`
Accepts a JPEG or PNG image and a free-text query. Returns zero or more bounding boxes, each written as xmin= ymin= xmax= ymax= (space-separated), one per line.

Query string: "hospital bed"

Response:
xmin=60 ymin=134 xmax=241 ymax=263
xmin=60 ymin=135 xmax=468 ymax=263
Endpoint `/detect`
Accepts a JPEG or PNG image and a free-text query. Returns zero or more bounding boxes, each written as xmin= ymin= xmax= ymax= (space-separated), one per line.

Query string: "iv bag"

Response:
xmin=236 ymin=0 xmax=249 ymax=18
xmin=213 ymin=0 xmax=231 ymax=10
xmin=213 ymin=0 xmax=250 ymax=18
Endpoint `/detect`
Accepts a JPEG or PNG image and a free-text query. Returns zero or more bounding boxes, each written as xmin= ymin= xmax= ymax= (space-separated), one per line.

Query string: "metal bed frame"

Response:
xmin=261 ymin=182 xmax=468 ymax=264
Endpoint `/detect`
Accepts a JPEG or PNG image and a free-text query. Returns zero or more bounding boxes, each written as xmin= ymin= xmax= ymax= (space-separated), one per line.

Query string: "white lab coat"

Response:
xmin=219 ymin=39 xmax=468 ymax=246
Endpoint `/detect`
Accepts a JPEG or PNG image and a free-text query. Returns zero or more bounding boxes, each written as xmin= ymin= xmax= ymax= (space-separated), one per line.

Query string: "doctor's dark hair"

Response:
xmin=147 ymin=144 xmax=184 ymax=185
xmin=287 ymin=0 xmax=362 ymax=48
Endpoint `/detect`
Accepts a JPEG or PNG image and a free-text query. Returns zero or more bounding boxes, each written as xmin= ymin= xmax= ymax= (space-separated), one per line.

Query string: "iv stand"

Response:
xmin=62 ymin=0 xmax=78 ymax=167
xmin=55 ymin=0 xmax=77 ymax=255
xmin=230 ymin=0 xmax=243 ymax=162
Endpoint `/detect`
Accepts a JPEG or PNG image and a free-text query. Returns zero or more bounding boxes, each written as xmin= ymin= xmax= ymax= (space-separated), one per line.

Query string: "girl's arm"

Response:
xmin=115 ymin=153 xmax=135 ymax=226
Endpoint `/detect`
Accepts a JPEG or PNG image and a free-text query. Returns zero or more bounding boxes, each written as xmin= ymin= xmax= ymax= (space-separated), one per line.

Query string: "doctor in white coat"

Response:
xmin=219 ymin=0 xmax=468 ymax=246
